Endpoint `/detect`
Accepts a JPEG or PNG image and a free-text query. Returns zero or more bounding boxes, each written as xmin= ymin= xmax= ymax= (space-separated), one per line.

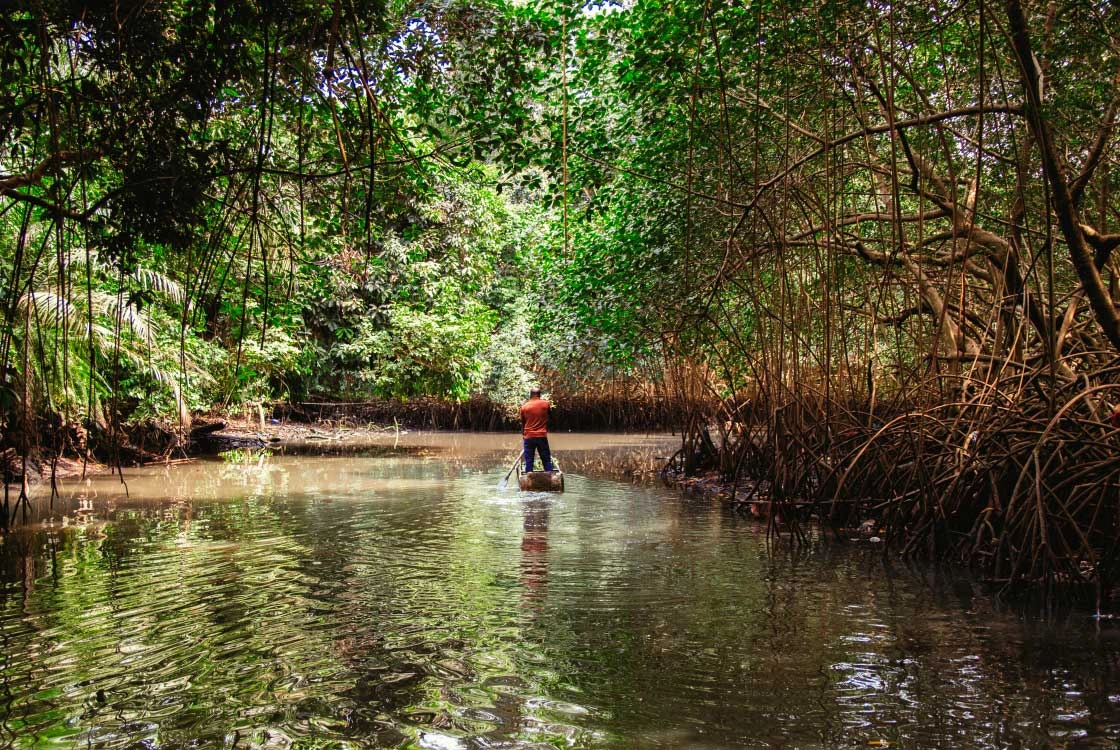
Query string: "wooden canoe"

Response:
xmin=517 ymin=468 xmax=564 ymax=492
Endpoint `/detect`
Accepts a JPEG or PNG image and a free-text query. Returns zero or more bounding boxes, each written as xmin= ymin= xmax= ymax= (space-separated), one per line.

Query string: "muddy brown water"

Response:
xmin=1 ymin=432 xmax=1120 ymax=748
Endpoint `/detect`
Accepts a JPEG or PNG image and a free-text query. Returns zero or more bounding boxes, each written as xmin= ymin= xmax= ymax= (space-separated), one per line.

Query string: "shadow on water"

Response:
xmin=0 ymin=436 xmax=1119 ymax=748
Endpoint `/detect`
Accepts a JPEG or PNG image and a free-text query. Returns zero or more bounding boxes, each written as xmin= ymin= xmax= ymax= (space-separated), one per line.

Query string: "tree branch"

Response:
xmin=0 ymin=148 xmax=101 ymax=192
xmin=1006 ymin=0 xmax=1120 ymax=351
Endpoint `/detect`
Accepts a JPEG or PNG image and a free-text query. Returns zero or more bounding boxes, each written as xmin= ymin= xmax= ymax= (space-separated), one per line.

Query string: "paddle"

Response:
xmin=497 ymin=451 xmax=524 ymax=490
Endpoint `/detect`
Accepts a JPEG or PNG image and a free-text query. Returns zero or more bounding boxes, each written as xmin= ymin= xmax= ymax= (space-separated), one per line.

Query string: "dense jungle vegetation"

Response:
xmin=5 ymin=0 xmax=1120 ymax=594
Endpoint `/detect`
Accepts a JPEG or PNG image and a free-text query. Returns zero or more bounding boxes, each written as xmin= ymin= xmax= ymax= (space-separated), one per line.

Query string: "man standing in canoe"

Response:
xmin=520 ymin=387 xmax=554 ymax=473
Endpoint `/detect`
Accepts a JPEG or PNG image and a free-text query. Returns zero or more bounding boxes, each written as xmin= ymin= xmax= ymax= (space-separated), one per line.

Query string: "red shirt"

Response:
xmin=519 ymin=397 xmax=551 ymax=438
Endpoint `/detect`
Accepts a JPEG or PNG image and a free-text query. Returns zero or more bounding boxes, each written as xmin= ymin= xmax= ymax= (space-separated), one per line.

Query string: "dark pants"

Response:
xmin=523 ymin=437 xmax=553 ymax=472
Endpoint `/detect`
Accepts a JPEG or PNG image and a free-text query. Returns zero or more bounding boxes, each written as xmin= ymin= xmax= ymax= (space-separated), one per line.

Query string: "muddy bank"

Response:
xmin=14 ymin=427 xmax=681 ymax=525
xmin=203 ymin=421 xmax=835 ymax=525
xmin=5 ymin=390 xmax=698 ymax=485
xmin=203 ymin=419 xmax=679 ymax=479
xmin=8 ymin=411 xmax=682 ymax=489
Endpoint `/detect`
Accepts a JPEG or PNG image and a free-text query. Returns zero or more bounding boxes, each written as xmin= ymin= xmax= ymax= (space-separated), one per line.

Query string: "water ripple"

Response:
xmin=0 ymin=453 xmax=1117 ymax=748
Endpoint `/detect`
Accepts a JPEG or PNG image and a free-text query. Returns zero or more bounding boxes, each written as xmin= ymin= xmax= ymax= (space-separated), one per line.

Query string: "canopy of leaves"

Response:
xmin=5 ymin=0 xmax=1120 ymax=433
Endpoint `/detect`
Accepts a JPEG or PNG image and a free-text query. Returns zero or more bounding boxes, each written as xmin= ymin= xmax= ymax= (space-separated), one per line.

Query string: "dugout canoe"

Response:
xmin=517 ymin=467 xmax=564 ymax=492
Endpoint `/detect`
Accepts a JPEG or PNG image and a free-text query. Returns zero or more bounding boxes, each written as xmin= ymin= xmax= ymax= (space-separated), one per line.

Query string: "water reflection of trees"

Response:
xmin=1 ymin=460 xmax=1119 ymax=746
xmin=532 ymin=493 xmax=1120 ymax=747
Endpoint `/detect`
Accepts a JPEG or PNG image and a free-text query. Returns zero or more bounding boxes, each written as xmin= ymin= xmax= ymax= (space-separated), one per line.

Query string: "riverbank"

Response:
xmin=4 ymin=417 xmax=928 ymax=554
xmin=15 ymin=417 xmax=801 ymax=525
xmin=7 ymin=422 xmax=1098 ymax=604
xmin=205 ymin=418 xmax=862 ymax=537
xmin=14 ymin=416 xmax=867 ymax=547
xmin=16 ymin=418 xmax=680 ymax=483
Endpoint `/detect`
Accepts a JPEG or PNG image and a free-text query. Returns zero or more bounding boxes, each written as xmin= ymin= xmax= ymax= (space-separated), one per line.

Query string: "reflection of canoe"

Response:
xmin=517 ymin=467 xmax=564 ymax=492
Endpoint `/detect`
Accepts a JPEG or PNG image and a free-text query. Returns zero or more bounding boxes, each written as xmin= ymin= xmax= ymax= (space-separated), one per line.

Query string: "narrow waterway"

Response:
xmin=1 ymin=433 xmax=1119 ymax=748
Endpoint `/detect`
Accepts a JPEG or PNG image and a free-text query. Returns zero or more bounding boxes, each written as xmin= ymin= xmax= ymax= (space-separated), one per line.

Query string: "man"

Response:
xmin=519 ymin=387 xmax=554 ymax=473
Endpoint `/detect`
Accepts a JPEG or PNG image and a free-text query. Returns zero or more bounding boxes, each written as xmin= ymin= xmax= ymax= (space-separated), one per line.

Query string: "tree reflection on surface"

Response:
xmin=1 ymin=443 xmax=1119 ymax=748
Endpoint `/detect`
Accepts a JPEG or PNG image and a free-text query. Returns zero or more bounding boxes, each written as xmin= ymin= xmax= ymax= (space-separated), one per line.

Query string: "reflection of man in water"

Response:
xmin=520 ymin=500 xmax=550 ymax=610
xmin=519 ymin=387 xmax=553 ymax=473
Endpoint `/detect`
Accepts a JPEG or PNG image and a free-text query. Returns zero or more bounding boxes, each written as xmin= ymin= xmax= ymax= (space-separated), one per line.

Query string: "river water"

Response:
xmin=2 ymin=432 xmax=1120 ymax=748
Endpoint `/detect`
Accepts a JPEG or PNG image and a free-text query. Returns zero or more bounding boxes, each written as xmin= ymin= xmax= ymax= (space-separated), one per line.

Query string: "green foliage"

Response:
xmin=354 ymin=300 xmax=496 ymax=399
xmin=294 ymin=163 xmax=537 ymax=401
xmin=1 ymin=0 xmax=554 ymax=425
xmin=0 ymin=219 xmax=204 ymax=426
xmin=9 ymin=0 xmax=1120 ymax=438
xmin=476 ymin=300 xmax=536 ymax=408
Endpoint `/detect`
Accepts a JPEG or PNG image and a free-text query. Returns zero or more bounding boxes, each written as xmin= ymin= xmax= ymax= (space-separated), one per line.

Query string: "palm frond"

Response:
xmin=18 ymin=291 xmax=83 ymax=335
xmin=86 ymin=290 xmax=152 ymax=341
xmin=130 ymin=267 xmax=185 ymax=305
